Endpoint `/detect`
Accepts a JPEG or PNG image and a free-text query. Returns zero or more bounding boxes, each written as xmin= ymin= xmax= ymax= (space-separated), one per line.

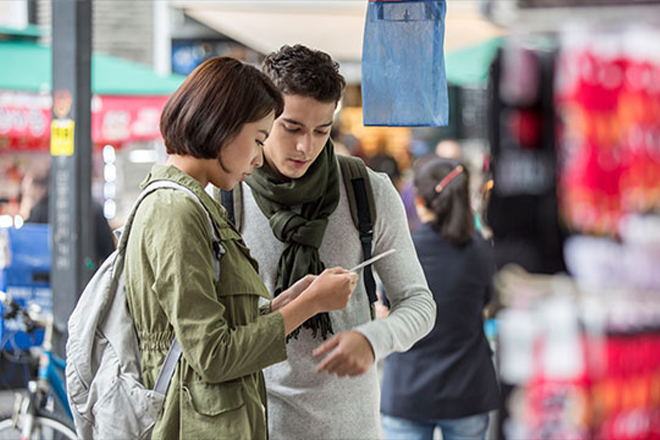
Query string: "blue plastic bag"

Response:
xmin=362 ymin=0 xmax=448 ymax=127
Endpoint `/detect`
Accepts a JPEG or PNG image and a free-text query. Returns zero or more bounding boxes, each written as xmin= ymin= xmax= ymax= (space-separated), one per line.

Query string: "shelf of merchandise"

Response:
xmin=482 ymin=1 xmax=660 ymax=32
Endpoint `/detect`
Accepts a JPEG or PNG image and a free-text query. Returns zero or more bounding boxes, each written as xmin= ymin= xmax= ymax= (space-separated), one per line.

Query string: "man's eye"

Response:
xmin=315 ymin=131 xmax=329 ymax=136
xmin=283 ymin=126 xmax=299 ymax=133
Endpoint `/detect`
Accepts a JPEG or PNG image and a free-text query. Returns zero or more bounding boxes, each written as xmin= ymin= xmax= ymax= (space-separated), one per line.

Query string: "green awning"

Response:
xmin=0 ymin=24 xmax=42 ymax=39
xmin=1 ymin=40 xmax=185 ymax=95
xmin=445 ymin=38 xmax=501 ymax=87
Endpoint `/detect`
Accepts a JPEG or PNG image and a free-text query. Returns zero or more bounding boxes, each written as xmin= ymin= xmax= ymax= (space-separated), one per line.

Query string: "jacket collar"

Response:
xmin=140 ymin=165 xmax=228 ymax=230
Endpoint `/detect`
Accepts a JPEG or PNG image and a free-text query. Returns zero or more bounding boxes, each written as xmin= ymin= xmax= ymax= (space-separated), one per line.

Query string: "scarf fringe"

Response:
xmin=286 ymin=313 xmax=334 ymax=342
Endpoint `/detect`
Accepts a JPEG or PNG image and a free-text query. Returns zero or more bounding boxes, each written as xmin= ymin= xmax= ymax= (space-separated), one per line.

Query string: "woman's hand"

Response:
xmin=278 ymin=267 xmax=358 ymax=336
xmin=270 ymin=275 xmax=317 ymax=312
xmin=304 ymin=267 xmax=358 ymax=314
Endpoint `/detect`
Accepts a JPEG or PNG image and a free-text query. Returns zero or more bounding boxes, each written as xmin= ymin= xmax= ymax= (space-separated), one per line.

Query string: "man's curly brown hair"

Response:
xmin=262 ymin=44 xmax=346 ymax=104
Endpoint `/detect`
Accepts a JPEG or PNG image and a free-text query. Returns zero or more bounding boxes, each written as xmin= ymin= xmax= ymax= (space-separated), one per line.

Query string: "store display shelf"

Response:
xmin=483 ymin=1 xmax=660 ymax=32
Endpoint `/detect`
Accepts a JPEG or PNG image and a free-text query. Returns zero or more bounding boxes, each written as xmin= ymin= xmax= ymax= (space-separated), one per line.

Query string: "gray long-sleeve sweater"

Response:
xmin=239 ymin=165 xmax=436 ymax=440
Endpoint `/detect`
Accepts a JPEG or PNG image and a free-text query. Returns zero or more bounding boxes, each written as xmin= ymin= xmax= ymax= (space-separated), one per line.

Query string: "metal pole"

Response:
xmin=50 ymin=0 xmax=93 ymax=354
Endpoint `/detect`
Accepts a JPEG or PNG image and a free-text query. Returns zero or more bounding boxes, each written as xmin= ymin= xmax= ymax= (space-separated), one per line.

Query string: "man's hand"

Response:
xmin=313 ymin=331 xmax=375 ymax=377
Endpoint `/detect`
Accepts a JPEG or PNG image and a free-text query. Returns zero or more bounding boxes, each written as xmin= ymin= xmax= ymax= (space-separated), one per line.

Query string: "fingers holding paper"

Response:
xmin=304 ymin=267 xmax=359 ymax=313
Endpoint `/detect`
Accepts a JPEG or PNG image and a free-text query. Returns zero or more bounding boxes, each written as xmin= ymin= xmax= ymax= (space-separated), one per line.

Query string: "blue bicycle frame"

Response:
xmin=37 ymin=350 xmax=72 ymax=419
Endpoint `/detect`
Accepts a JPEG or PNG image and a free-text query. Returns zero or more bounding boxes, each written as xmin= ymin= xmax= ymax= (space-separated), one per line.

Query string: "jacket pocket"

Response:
xmin=182 ymin=380 xmax=244 ymax=416
xmin=91 ymin=371 xmax=165 ymax=440
xmin=181 ymin=380 xmax=251 ymax=439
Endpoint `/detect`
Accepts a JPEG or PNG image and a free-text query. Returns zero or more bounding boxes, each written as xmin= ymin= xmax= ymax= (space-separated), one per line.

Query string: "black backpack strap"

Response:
xmin=220 ymin=189 xmax=235 ymax=225
xmin=216 ymin=183 xmax=244 ymax=231
xmin=338 ymin=155 xmax=378 ymax=306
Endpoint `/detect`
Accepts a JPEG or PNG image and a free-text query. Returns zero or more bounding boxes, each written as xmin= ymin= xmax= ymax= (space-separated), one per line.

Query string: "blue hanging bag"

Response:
xmin=362 ymin=0 xmax=449 ymax=127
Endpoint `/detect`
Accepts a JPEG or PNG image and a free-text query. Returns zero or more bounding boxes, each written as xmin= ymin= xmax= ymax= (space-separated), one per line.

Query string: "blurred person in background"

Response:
xmin=19 ymin=163 xmax=115 ymax=268
xmin=380 ymin=157 xmax=500 ymax=440
xmin=435 ymin=139 xmax=462 ymax=160
xmin=329 ymin=124 xmax=352 ymax=157
xmin=400 ymin=139 xmax=463 ymax=233
xmin=18 ymin=162 xmax=50 ymax=222
xmin=343 ymin=133 xmax=368 ymax=161
xmin=367 ymin=137 xmax=401 ymax=187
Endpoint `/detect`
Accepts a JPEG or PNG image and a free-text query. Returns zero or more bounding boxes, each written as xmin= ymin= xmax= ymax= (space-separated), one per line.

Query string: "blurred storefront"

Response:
xmin=0 ymin=28 xmax=184 ymax=228
xmin=480 ymin=1 xmax=660 ymax=439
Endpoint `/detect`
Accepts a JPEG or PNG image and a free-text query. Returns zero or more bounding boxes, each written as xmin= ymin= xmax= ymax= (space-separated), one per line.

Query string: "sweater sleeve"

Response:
xmin=353 ymin=171 xmax=436 ymax=360
xmin=142 ymin=192 xmax=287 ymax=383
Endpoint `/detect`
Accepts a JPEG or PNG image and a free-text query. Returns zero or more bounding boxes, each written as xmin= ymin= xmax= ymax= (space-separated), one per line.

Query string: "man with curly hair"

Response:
xmin=224 ymin=45 xmax=435 ymax=439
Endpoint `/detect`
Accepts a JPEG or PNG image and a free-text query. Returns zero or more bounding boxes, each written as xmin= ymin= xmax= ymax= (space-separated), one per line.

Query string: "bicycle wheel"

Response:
xmin=0 ymin=412 xmax=77 ymax=440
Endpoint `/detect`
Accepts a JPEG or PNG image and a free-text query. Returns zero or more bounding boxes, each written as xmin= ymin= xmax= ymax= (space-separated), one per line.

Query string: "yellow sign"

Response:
xmin=51 ymin=119 xmax=75 ymax=156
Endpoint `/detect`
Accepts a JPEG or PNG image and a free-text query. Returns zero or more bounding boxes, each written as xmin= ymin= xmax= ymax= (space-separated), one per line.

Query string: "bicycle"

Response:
xmin=0 ymin=291 xmax=77 ymax=439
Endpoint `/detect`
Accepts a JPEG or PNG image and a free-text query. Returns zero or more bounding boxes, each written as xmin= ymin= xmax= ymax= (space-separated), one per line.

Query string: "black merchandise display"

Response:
xmin=486 ymin=44 xmax=567 ymax=275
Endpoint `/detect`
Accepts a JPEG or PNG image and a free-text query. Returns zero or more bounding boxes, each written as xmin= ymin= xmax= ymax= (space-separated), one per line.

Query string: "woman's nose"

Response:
xmin=254 ymin=148 xmax=264 ymax=168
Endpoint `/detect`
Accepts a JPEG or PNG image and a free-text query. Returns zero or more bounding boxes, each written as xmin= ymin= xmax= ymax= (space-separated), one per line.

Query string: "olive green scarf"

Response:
xmin=246 ymin=140 xmax=340 ymax=340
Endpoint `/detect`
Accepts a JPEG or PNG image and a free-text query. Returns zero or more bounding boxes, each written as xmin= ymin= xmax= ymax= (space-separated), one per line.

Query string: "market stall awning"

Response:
xmin=0 ymin=40 xmax=185 ymax=95
xmin=445 ymin=37 xmax=502 ymax=86
xmin=0 ymin=40 xmax=185 ymax=151
xmin=0 ymin=24 xmax=41 ymax=39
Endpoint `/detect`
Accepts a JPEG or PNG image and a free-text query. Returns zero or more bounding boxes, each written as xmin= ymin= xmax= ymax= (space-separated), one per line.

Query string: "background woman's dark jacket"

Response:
xmin=380 ymin=223 xmax=500 ymax=420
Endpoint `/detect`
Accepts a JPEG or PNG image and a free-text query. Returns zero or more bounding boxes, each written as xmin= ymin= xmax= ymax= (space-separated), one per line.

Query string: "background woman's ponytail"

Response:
xmin=413 ymin=157 xmax=474 ymax=246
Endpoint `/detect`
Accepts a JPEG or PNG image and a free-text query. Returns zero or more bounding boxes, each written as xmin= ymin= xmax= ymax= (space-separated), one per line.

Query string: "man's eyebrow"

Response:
xmin=281 ymin=118 xmax=333 ymax=129
xmin=282 ymin=118 xmax=304 ymax=127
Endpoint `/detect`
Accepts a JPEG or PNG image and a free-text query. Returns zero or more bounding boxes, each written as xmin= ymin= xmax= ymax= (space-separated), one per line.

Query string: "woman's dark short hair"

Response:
xmin=262 ymin=45 xmax=346 ymax=104
xmin=414 ymin=157 xmax=474 ymax=246
xmin=160 ymin=57 xmax=284 ymax=159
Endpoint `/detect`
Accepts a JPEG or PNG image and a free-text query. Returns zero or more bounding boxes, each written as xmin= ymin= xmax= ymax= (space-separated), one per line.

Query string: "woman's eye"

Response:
xmin=315 ymin=131 xmax=329 ymax=136
xmin=283 ymin=126 xmax=299 ymax=133
xmin=256 ymin=140 xmax=265 ymax=147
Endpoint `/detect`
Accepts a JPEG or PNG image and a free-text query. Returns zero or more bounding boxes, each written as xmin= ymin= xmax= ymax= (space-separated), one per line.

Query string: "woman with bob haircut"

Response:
xmin=380 ymin=157 xmax=500 ymax=440
xmin=124 ymin=57 xmax=358 ymax=439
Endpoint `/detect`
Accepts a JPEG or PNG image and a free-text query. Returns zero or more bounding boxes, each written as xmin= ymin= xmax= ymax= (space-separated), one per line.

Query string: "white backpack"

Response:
xmin=65 ymin=181 xmax=223 ymax=439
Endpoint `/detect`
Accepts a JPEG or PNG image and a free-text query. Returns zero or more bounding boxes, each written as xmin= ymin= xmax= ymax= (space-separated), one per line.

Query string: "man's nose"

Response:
xmin=295 ymin=134 xmax=313 ymax=155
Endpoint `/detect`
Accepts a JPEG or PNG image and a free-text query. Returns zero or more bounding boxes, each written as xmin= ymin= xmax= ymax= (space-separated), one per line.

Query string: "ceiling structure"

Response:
xmin=175 ymin=1 xmax=506 ymax=82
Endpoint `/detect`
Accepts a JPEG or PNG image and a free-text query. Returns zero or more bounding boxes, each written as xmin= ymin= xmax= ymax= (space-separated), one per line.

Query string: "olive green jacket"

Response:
xmin=125 ymin=165 xmax=287 ymax=440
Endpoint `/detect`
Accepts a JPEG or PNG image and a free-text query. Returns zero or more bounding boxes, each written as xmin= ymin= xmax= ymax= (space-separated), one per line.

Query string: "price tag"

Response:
xmin=51 ymin=119 xmax=75 ymax=156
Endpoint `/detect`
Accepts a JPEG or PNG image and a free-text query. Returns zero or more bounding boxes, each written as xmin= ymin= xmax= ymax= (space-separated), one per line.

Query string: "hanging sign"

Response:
xmin=0 ymin=91 xmax=169 ymax=151
xmin=362 ymin=0 xmax=449 ymax=127
xmin=50 ymin=119 xmax=75 ymax=156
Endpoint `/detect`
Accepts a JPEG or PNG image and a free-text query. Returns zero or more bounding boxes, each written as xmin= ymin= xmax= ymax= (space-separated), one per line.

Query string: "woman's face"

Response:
xmin=210 ymin=112 xmax=275 ymax=190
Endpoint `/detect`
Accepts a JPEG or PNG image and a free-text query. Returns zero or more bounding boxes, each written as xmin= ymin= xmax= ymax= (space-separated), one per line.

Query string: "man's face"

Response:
xmin=263 ymin=94 xmax=336 ymax=180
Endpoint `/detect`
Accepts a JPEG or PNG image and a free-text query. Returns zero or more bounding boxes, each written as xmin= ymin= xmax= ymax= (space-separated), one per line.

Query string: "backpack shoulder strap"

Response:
xmin=119 ymin=181 xmax=225 ymax=393
xmin=153 ymin=333 xmax=182 ymax=395
xmin=220 ymin=189 xmax=235 ymax=226
xmin=172 ymin=182 xmax=224 ymax=281
xmin=338 ymin=155 xmax=377 ymax=229
xmin=337 ymin=155 xmax=378 ymax=306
